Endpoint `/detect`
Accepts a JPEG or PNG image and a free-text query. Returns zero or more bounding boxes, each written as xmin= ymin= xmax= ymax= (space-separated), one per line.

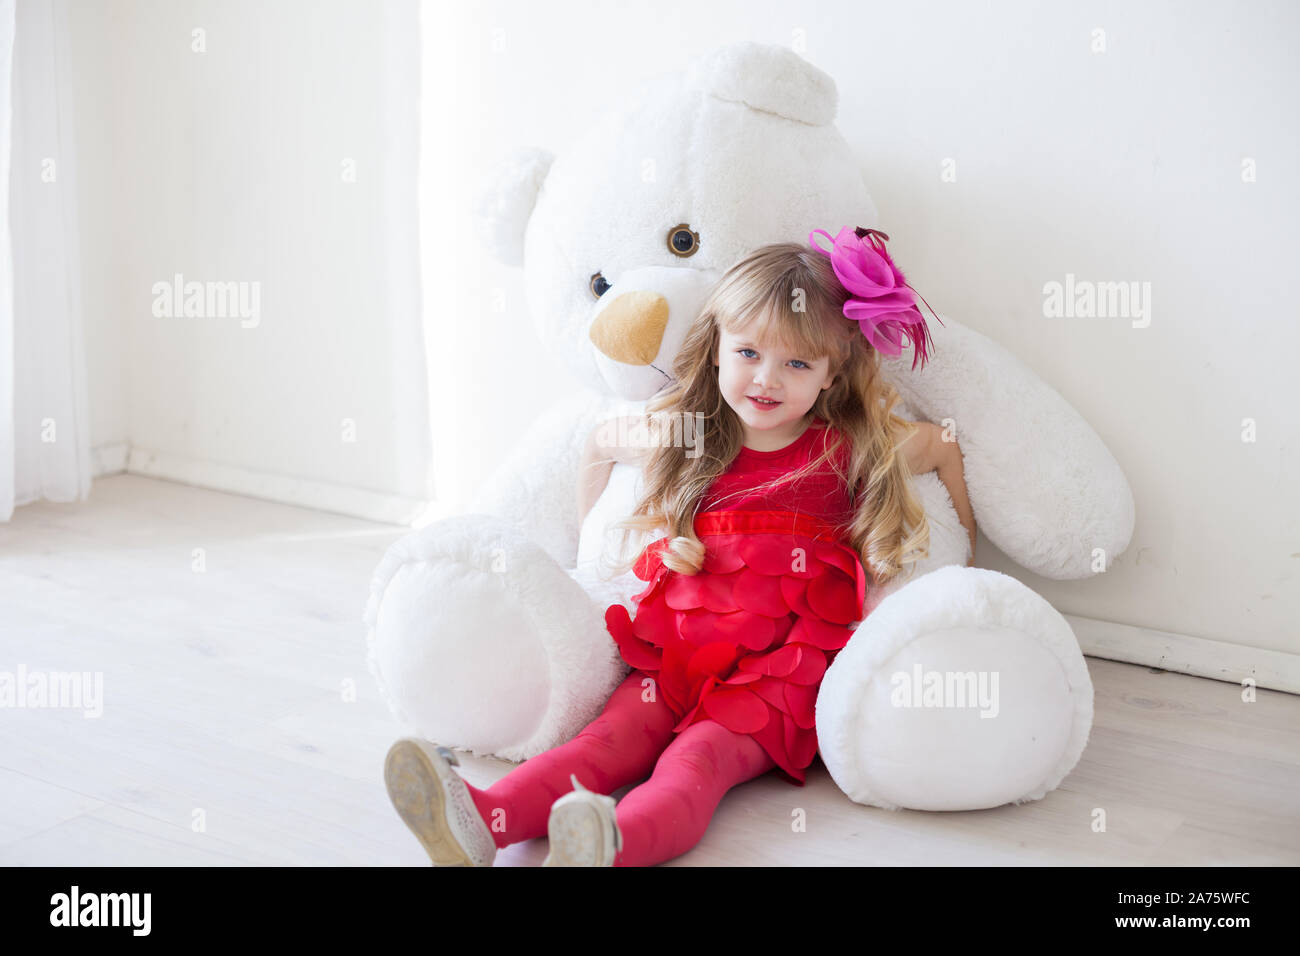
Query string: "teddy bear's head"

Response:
xmin=474 ymin=41 xmax=879 ymax=401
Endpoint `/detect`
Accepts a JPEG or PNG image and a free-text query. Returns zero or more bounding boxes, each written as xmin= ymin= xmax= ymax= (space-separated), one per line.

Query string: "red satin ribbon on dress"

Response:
xmin=693 ymin=508 xmax=844 ymax=542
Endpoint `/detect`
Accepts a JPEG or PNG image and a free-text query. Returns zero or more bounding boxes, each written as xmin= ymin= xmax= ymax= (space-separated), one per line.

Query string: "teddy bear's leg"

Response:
xmin=460 ymin=670 xmax=678 ymax=848
xmin=817 ymin=566 xmax=1094 ymax=811
xmin=365 ymin=514 xmax=630 ymax=761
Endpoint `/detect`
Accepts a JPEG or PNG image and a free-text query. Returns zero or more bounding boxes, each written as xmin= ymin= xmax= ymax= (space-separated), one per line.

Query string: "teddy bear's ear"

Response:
xmin=685 ymin=41 xmax=837 ymax=127
xmin=471 ymin=145 xmax=555 ymax=268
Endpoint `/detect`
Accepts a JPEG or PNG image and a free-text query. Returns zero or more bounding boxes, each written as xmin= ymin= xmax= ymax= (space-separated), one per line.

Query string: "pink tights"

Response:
xmin=460 ymin=670 xmax=776 ymax=866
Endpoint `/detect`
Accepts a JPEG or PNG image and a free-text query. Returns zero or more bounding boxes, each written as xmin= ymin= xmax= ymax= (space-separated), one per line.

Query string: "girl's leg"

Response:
xmin=461 ymin=670 xmax=677 ymax=849
xmin=612 ymin=717 xmax=776 ymax=867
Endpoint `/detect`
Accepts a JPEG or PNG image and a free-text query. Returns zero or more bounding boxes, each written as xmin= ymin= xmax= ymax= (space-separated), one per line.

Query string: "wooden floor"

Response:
xmin=1 ymin=474 xmax=1297 ymax=866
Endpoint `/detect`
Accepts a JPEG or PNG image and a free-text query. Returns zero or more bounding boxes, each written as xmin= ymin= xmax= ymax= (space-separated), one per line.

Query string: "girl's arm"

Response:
xmin=577 ymin=418 xmax=652 ymax=526
xmin=577 ymin=431 xmax=614 ymax=527
xmin=901 ymin=422 xmax=977 ymax=567
xmin=936 ymin=441 xmax=977 ymax=567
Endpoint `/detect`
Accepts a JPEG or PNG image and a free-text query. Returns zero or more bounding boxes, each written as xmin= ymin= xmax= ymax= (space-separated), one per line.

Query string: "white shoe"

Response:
xmin=542 ymin=773 xmax=623 ymax=867
xmin=384 ymin=738 xmax=498 ymax=866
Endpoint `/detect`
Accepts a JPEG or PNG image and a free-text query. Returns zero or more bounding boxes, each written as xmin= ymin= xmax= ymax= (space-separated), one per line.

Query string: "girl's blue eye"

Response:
xmin=736 ymin=348 xmax=810 ymax=369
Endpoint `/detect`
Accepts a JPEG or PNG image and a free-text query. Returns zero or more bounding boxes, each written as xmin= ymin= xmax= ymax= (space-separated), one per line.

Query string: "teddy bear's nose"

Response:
xmin=588 ymin=290 xmax=671 ymax=366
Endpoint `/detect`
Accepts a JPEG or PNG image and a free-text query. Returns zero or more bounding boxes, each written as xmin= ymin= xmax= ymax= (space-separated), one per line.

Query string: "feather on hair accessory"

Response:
xmin=809 ymin=225 xmax=944 ymax=370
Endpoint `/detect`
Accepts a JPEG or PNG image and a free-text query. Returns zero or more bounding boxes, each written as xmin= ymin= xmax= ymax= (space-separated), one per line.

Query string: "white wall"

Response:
xmin=64 ymin=0 xmax=1297 ymax=655
xmin=439 ymin=0 xmax=1298 ymax=656
xmin=69 ymin=0 xmax=430 ymax=522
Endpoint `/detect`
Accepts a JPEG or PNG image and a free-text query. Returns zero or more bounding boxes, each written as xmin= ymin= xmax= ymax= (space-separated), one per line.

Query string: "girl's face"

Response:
xmin=713 ymin=325 xmax=834 ymax=449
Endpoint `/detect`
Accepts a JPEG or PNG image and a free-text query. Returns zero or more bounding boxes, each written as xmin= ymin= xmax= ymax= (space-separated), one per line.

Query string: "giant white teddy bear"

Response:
xmin=365 ymin=41 xmax=1133 ymax=811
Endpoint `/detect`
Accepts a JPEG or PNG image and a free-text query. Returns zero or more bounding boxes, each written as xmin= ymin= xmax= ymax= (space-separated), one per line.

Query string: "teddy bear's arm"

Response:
xmin=880 ymin=317 xmax=1134 ymax=579
xmin=465 ymin=390 xmax=626 ymax=569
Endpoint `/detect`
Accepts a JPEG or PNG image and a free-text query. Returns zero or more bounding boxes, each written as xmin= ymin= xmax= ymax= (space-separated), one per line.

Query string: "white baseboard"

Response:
xmin=1065 ymin=613 xmax=1300 ymax=695
xmin=103 ymin=442 xmax=430 ymax=526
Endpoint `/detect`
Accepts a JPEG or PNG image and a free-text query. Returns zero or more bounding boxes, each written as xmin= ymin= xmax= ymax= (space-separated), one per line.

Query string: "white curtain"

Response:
xmin=1 ymin=0 xmax=90 ymax=522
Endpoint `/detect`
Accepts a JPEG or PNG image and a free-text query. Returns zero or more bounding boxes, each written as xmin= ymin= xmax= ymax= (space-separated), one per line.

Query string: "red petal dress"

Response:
xmin=604 ymin=416 xmax=867 ymax=787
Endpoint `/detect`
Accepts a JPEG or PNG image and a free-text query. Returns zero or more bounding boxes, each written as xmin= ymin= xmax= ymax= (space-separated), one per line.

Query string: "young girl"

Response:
xmin=384 ymin=226 xmax=976 ymax=867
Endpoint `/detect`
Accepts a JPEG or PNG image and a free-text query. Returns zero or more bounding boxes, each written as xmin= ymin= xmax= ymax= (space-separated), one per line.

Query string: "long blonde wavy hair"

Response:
xmin=602 ymin=240 xmax=930 ymax=588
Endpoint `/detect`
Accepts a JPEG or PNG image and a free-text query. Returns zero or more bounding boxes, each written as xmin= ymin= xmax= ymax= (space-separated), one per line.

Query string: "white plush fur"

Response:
xmin=365 ymin=41 xmax=1123 ymax=809
xmin=817 ymin=566 xmax=1094 ymax=811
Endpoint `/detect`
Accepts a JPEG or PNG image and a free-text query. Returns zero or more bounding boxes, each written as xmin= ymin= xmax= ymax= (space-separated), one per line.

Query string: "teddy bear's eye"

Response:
xmin=667 ymin=224 xmax=700 ymax=258
xmin=589 ymin=273 xmax=611 ymax=299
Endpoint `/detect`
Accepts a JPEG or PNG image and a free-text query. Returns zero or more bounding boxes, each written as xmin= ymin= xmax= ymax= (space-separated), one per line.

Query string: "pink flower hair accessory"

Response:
xmin=809 ymin=225 xmax=945 ymax=370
